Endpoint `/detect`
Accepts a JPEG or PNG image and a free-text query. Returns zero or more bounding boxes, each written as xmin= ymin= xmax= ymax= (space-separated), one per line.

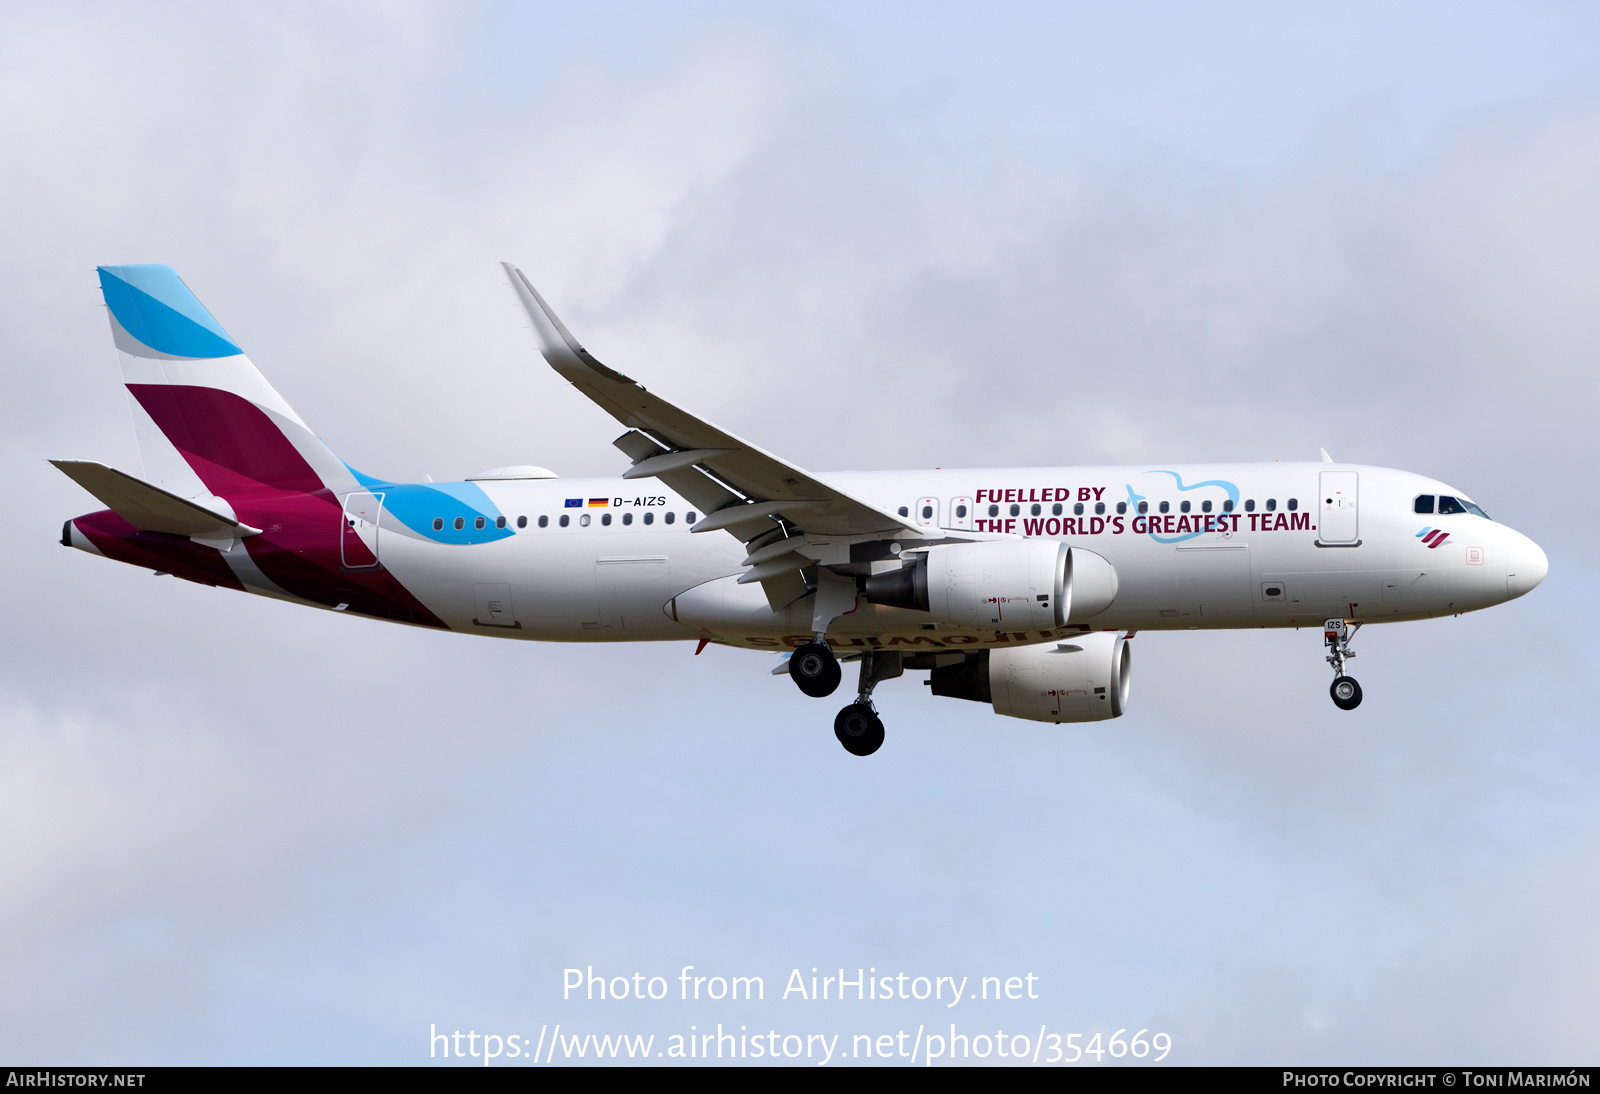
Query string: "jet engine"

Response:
xmin=925 ymin=631 xmax=1131 ymax=723
xmin=864 ymin=541 xmax=1118 ymax=628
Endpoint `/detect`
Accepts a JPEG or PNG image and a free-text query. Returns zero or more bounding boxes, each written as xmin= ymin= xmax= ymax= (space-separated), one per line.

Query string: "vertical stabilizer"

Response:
xmin=97 ymin=265 xmax=355 ymax=501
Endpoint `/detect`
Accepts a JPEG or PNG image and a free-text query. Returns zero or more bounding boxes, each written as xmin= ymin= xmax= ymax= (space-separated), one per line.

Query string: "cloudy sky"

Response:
xmin=3 ymin=0 xmax=1599 ymax=1066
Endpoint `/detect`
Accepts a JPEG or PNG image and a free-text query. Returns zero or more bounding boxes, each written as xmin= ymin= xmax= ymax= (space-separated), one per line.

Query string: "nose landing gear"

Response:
xmin=1325 ymin=618 xmax=1363 ymax=710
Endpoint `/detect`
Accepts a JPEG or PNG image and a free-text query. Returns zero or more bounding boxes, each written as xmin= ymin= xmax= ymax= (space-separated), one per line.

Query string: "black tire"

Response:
xmin=789 ymin=642 xmax=841 ymax=698
xmin=1330 ymin=675 xmax=1363 ymax=711
xmin=834 ymin=703 xmax=885 ymax=756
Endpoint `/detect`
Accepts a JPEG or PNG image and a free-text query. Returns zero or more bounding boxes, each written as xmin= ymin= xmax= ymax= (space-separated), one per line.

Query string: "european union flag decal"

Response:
xmin=565 ymin=498 xmax=582 ymax=508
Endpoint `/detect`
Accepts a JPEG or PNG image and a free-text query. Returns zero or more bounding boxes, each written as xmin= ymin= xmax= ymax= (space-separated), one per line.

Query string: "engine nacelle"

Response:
xmin=927 ymin=631 xmax=1131 ymax=723
xmin=864 ymin=541 xmax=1118 ymax=628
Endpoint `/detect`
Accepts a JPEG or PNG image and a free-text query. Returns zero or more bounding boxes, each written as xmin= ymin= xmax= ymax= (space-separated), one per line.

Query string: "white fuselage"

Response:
xmin=323 ymin=461 xmax=1546 ymax=652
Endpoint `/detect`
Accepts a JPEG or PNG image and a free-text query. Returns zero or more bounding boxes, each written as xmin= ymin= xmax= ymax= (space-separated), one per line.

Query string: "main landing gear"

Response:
xmin=788 ymin=640 xmax=897 ymax=756
xmin=1325 ymin=618 xmax=1363 ymax=711
xmin=788 ymin=640 xmax=841 ymax=698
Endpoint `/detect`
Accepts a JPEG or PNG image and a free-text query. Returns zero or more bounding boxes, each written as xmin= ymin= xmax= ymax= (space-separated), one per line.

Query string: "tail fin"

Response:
xmin=98 ymin=265 xmax=355 ymax=502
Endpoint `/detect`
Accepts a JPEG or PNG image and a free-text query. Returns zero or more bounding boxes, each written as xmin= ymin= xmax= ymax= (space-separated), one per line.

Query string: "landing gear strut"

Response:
xmin=1324 ymin=618 xmax=1363 ymax=711
xmin=834 ymin=652 xmax=900 ymax=757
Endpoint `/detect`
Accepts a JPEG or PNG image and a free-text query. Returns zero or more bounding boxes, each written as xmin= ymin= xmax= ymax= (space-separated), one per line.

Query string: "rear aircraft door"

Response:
xmin=341 ymin=491 xmax=383 ymax=569
xmin=1319 ymin=471 xmax=1359 ymax=544
xmin=1176 ymin=545 xmax=1253 ymax=619
xmin=596 ymin=555 xmax=671 ymax=631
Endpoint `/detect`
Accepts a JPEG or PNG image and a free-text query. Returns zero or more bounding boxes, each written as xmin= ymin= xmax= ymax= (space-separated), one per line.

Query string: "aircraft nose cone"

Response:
xmin=1506 ymin=535 xmax=1548 ymax=599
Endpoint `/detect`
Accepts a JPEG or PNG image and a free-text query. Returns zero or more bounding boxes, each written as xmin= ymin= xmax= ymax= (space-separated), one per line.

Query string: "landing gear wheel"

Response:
xmin=834 ymin=703 xmax=885 ymax=756
xmin=789 ymin=642 xmax=841 ymax=698
xmin=1330 ymin=676 xmax=1363 ymax=711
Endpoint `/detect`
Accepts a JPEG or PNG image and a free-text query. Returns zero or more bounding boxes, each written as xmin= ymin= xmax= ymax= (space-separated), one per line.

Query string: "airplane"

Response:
xmin=55 ymin=263 xmax=1549 ymax=756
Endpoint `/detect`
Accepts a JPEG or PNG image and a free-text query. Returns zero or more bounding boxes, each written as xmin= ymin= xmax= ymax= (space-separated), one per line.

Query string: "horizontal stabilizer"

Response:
xmin=51 ymin=460 xmax=262 ymax=538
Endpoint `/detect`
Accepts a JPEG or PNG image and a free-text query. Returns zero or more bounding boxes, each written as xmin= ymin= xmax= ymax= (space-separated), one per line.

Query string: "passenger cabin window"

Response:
xmin=1265 ymin=499 xmax=1276 ymax=511
xmin=1244 ymin=499 xmax=1255 ymax=512
xmin=622 ymin=512 xmax=633 ymax=525
xmin=559 ymin=514 xmax=570 ymax=527
xmin=898 ymin=506 xmax=909 ymax=517
xmin=1415 ymin=495 xmax=1435 ymax=514
xmin=1009 ymin=503 xmax=1020 ymax=516
xmin=1201 ymin=500 xmax=1212 ymax=513
xmin=601 ymin=513 xmax=612 ymax=526
xmin=516 ymin=516 xmax=527 ymax=528
xmin=453 ymin=517 xmax=465 ymax=530
xmin=1051 ymin=502 xmax=1062 ymax=516
xmin=1222 ymin=499 xmax=1233 ymax=512
xmin=686 ymin=512 xmax=697 ymax=524
xmin=538 ymin=515 xmax=548 ymax=528
xmin=1116 ymin=501 xmax=1127 ymax=515
xmin=580 ymin=513 xmax=591 ymax=526
xmin=1074 ymin=502 xmax=1084 ymax=515
xmin=1287 ymin=498 xmax=1298 ymax=511
xmin=956 ymin=504 xmax=968 ymax=518
xmin=432 ymin=518 xmax=444 ymax=531
xmin=474 ymin=516 xmax=486 ymax=529
xmin=1159 ymin=501 xmax=1170 ymax=514
xmin=1180 ymin=500 xmax=1191 ymax=513
xmin=664 ymin=512 xmax=675 ymax=524
xmin=1095 ymin=501 xmax=1105 ymax=515
xmin=496 ymin=516 xmax=506 ymax=529
xmin=988 ymin=504 xmax=999 ymax=517
xmin=1029 ymin=503 xmax=1040 ymax=516
xmin=644 ymin=512 xmax=654 ymax=525
xmin=1137 ymin=501 xmax=1148 ymax=514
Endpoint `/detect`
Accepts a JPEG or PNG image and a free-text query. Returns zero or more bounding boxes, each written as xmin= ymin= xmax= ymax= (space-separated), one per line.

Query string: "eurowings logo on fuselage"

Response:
xmin=1416 ymin=527 xmax=1450 ymax=548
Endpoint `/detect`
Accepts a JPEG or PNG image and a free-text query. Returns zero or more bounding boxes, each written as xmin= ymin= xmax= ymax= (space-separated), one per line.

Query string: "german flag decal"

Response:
xmin=588 ymin=498 xmax=609 ymax=508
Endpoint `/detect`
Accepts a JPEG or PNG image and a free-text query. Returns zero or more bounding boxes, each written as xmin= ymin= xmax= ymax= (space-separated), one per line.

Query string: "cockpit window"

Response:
xmin=1414 ymin=495 xmax=1435 ymax=514
xmin=1438 ymin=495 xmax=1490 ymax=520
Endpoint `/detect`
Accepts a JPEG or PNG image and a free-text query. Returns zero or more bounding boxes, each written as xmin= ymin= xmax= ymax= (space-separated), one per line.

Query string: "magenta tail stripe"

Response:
xmin=127 ymin=384 xmax=324 ymax=498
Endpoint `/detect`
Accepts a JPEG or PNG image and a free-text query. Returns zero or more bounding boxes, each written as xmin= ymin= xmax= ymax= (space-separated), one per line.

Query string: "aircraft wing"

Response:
xmin=50 ymin=460 xmax=262 ymax=538
xmin=502 ymin=263 xmax=924 ymax=547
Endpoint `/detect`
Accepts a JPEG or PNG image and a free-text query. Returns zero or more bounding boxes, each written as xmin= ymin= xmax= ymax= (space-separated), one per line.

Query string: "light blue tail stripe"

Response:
xmin=98 ymin=264 xmax=241 ymax=359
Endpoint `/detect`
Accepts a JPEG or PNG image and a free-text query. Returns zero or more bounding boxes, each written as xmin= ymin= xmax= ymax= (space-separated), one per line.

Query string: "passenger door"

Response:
xmin=341 ymin=491 xmax=383 ymax=569
xmin=1318 ymin=471 xmax=1359 ymax=544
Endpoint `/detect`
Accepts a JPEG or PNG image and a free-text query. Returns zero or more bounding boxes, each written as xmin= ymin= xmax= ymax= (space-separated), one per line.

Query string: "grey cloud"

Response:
xmin=2 ymin=3 xmax=1597 ymax=1064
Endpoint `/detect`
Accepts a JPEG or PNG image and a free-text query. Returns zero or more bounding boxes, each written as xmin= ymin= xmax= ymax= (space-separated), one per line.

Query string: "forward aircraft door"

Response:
xmin=1319 ymin=472 xmax=1359 ymax=544
xmin=341 ymin=491 xmax=383 ymax=569
xmin=1176 ymin=545 xmax=1253 ymax=619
